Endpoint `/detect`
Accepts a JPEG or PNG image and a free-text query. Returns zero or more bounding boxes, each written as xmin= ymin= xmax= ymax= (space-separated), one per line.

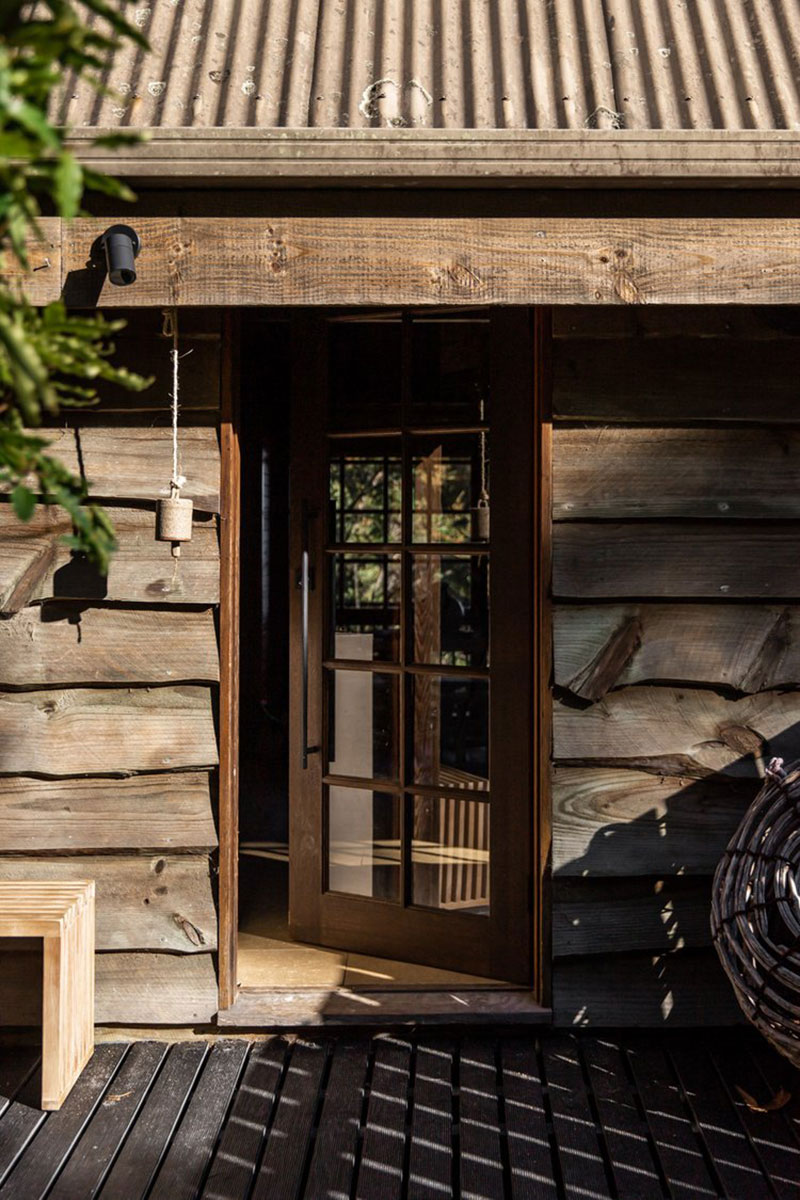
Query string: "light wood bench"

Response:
xmin=0 ymin=881 xmax=95 ymax=1109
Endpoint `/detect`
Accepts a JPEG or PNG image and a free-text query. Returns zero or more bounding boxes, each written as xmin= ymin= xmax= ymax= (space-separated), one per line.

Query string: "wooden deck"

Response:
xmin=1 ymin=1029 xmax=799 ymax=1199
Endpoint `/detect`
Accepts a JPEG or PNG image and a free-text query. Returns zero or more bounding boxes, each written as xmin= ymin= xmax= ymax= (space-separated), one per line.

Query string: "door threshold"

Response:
xmin=217 ymin=986 xmax=551 ymax=1027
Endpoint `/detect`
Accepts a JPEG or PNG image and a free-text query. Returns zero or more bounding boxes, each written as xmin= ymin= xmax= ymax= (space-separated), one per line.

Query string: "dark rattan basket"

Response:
xmin=712 ymin=758 xmax=800 ymax=1069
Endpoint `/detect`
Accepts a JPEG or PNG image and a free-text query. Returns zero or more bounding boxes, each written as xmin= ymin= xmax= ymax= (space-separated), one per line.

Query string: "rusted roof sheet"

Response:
xmin=58 ymin=0 xmax=800 ymax=131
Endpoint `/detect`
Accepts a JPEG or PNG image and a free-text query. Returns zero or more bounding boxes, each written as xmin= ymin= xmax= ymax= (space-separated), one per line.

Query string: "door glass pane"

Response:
xmin=330 ymin=322 xmax=402 ymax=431
xmin=328 ymin=786 xmax=400 ymax=901
xmin=412 ymin=434 xmax=487 ymax=543
xmin=327 ymin=670 xmax=399 ymax=781
xmin=411 ymin=795 xmax=489 ymax=914
xmin=330 ymin=554 xmax=401 ymax=662
xmin=412 ymin=554 xmax=489 ymax=668
xmin=413 ymin=675 xmax=489 ymax=791
xmin=329 ymin=440 xmax=402 ymax=544
xmin=411 ymin=317 xmax=490 ymax=426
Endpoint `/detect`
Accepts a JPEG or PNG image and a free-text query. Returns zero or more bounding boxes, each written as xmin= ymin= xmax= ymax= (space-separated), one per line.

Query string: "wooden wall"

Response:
xmin=550 ymin=305 xmax=800 ymax=1026
xmin=0 ymin=310 xmax=222 ymax=1026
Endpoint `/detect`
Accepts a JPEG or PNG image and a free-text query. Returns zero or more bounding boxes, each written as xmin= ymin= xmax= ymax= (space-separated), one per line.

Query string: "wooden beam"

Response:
xmin=554 ymin=686 xmax=800 ymax=777
xmin=552 ymin=768 xmax=750 ymax=876
xmin=0 ymin=772 xmax=217 ymax=852
xmin=0 ymin=605 xmax=219 ymax=687
xmin=554 ymin=604 xmax=800 ymax=700
xmin=553 ymin=522 xmax=800 ymax=598
xmin=2 ymin=218 xmax=61 ymax=304
xmin=1 ymin=428 xmax=221 ymax=512
xmin=0 ymin=504 xmax=219 ymax=613
xmin=0 ymin=857 xmax=217 ymax=952
xmin=552 ymin=877 xmax=713 ymax=957
xmin=0 ymin=685 xmax=218 ymax=776
xmin=38 ymin=217 xmax=800 ymax=308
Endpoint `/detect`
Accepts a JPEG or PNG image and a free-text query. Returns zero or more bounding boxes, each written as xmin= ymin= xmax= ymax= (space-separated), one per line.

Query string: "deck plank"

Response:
xmin=200 ymin=1039 xmax=287 ymax=1200
xmin=582 ymin=1036 xmax=664 ymax=1198
xmin=0 ymin=1062 xmax=46 ymax=1187
xmin=49 ymin=1041 xmax=167 ymax=1199
xmin=459 ymin=1038 xmax=505 ymax=1200
xmin=304 ymin=1039 xmax=368 ymax=1200
xmin=355 ymin=1034 xmax=412 ymax=1200
xmin=541 ymin=1034 xmax=611 ymax=1200
xmin=671 ymin=1039 xmax=773 ymax=1200
xmin=500 ymin=1039 xmax=558 ymax=1199
xmin=148 ymin=1041 xmax=248 ymax=1200
xmin=251 ymin=1040 xmax=329 ymax=1200
xmin=0 ymin=1044 xmax=127 ymax=1198
xmin=101 ymin=1042 xmax=209 ymax=1200
xmin=407 ymin=1039 xmax=455 ymax=1200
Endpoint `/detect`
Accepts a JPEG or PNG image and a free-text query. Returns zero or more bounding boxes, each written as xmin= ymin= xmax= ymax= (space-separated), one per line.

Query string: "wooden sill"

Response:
xmin=217 ymin=987 xmax=551 ymax=1027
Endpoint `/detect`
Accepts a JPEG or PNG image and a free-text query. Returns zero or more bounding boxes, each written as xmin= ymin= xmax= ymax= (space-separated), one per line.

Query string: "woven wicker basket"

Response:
xmin=712 ymin=758 xmax=800 ymax=1069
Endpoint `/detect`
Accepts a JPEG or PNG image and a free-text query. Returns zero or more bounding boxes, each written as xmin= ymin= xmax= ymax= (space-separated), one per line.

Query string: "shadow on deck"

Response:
xmin=1 ymin=1029 xmax=799 ymax=1199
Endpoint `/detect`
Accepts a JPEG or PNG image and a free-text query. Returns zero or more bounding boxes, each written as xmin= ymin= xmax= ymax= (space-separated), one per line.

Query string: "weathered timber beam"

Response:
xmin=552 ymin=768 xmax=750 ymax=876
xmin=6 ymin=217 xmax=800 ymax=307
xmin=554 ymin=686 xmax=800 ymax=777
xmin=0 ymin=505 xmax=219 ymax=613
xmin=0 ymin=856 xmax=216 ymax=952
xmin=553 ymin=877 xmax=713 ymax=957
xmin=1 ymin=951 xmax=218 ymax=1024
xmin=0 ymin=772 xmax=217 ymax=852
xmin=0 ymin=428 xmax=221 ymax=512
xmin=554 ymin=604 xmax=800 ymax=699
xmin=0 ymin=685 xmax=218 ymax=776
xmin=0 ymin=606 xmax=220 ymax=688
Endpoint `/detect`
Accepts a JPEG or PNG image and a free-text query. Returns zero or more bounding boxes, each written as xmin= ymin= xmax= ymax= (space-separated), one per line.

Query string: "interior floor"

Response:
xmin=237 ymin=854 xmax=508 ymax=990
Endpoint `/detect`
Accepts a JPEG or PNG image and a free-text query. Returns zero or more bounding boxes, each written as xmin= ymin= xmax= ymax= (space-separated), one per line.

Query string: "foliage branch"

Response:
xmin=0 ymin=0 xmax=152 ymax=573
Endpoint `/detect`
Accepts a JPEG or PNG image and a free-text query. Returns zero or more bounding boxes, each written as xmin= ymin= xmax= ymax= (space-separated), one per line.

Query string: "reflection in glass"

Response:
xmin=412 ymin=795 xmax=489 ymax=913
xmin=330 ymin=554 xmax=401 ymax=662
xmin=412 ymin=435 xmax=485 ymax=543
xmin=327 ymin=786 xmax=400 ymax=900
xmin=327 ymin=670 xmax=399 ymax=781
xmin=329 ymin=445 xmax=402 ymax=544
xmin=330 ymin=322 xmax=402 ymax=430
xmin=411 ymin=318 xmax=490 ymax=426
xmin=413 ymin=676 xmax=489 ymax=791
xmin=412 ymin=554 xmax=489 ymax=668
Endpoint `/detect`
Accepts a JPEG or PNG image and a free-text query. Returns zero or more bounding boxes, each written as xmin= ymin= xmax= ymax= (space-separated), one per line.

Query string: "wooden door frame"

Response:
xmin=217 ymin=306 xmax=553 ymax=1011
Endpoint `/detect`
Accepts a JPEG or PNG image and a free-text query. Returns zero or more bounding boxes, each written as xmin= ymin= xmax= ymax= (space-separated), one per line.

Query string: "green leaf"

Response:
xmin=10 ymin=483 xmax=35 ymax=520
xmin=53 ymin=150 xmax=83 ymax=220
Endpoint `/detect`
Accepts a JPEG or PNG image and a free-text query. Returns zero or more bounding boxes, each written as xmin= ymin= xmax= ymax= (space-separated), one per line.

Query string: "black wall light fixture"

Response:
xmin=99 ymin=224 xmax=141 ymax=285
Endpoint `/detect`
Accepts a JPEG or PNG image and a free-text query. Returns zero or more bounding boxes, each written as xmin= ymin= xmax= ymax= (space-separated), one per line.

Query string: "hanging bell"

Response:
xmin=472 ymin=491 xmax=490 ymax=542
xmin=157 ymin=488 xmax=193 ymax=557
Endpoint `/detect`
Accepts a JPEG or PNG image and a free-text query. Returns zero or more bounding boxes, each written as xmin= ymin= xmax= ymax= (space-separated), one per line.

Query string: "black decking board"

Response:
xmin=0 ymin=1043 xmax=127 ymax=1200
xmin=407 ymin=1038 xmax=455 ymax=1200
xmin=355 ymin=1034 xmax=412 ymax=1200
xmin=459 ymin=1038 xmax=505 ymax=1200
xmin=251 ymin=1039 xmax=329 ymax=1200
xmin=670 ymin=1041 xmax=774 ymax=1200
xmin=0 ymin=1048 xmax=40 ymax=1112
xmin=625 ymin=1041 xmax=719 ymax=1200
xmin=100 ymin=1042 xmax=209 ymax=1200
xmin=582 ymin=1036 xmax=664 ymax=1199
xmin=500 ymin=1039 xmax=559 ymax=1199
xmin=200 ymin=1038 xmax=287 ymax=1200
xmin=541 ymin=1034 xmax=612 ymax=1200
xmin=148 ymin=1040 xmax=248 ymax=1200
xmin=710 ymin=1035 xmax=800 ymax=1200
xmin=1 ymin=1030 xmax=799 ymax=1200
xmin=304 ymin=1039 xmax=369 ymax=1200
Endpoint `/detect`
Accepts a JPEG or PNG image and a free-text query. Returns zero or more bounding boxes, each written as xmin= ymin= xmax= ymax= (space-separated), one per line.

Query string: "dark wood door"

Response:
xmin=288 ymin=310 xmax=538 ymax=984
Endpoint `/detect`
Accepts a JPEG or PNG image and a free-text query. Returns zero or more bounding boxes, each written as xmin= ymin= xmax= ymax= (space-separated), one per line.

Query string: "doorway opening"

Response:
xmin=235 ymin=310 xmax=543 ymax=999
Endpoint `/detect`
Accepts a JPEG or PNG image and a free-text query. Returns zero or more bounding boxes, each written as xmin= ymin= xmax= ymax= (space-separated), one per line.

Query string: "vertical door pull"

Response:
xmin=298 ymin=502 xmax=320 ymax=768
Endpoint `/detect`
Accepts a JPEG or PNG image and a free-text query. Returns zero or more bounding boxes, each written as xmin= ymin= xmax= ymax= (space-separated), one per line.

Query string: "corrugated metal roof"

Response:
xmin=57 ymin=0 xmax=800 ymax=131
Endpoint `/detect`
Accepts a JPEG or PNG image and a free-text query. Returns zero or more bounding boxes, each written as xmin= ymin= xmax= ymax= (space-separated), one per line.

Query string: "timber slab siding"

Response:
xmin=550 ymin=304 xmax=800 ymax=1026
xmin=0 ymin=309 xmax=222 ymax=1027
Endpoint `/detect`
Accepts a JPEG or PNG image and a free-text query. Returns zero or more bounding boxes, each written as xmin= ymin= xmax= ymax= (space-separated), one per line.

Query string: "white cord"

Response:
xmin=171 ymin=309 xmax=180 ymax=494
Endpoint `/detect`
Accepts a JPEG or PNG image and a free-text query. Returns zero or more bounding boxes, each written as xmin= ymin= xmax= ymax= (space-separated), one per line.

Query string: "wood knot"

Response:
xmin=432 ymin=260 xmax=484 ymax=293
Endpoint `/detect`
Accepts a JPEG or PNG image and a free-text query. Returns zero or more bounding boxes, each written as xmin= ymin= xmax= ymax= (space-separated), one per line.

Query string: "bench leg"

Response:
xmin=41 ymin=907 xmax=94 ymax=1111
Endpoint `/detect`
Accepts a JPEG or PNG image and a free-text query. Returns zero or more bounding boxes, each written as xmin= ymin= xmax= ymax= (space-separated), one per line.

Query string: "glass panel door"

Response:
xmin=289 ymin=311 xmax=536 ymax=984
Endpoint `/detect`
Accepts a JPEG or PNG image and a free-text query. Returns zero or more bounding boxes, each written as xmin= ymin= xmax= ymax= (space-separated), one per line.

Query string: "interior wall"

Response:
xmin=550 ymin=304 xmax=800 ymax=1025
xmin=0 ymin=310 xmax=223 ymax=1025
